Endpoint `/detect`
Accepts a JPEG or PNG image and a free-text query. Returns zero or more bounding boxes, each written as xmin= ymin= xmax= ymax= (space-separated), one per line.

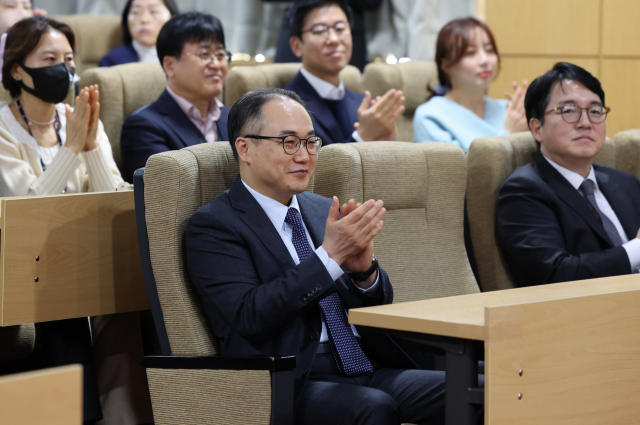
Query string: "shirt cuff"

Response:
xmin=315 ymin=246 xmax=345 ymax=281
xmin=622 ymin=238 xmax=640 ymax=273
xmin=354 ymin=272 xmax=380 ymax=294
xmin=352 ymin=130 xmax=365 ymax=143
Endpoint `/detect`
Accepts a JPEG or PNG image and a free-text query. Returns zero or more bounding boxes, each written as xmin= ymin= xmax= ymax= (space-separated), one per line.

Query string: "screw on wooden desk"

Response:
xmin=34 ymin=277 xmax=39 ymax=282
xmin=518 ymin=393 xmax=523 ymax=400
xmin=519 ymin=369 xmax=523 ymax=376
xmin=35 ymin=256 xmax=40 ymax=261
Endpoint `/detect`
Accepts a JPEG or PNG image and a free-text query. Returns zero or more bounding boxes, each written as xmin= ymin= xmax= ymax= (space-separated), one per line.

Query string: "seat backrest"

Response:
xmin=143 ymin=143 xmax=242 ymax=355
xmin=313 ymin=142 xmax=479 ymax=303
xmin=224 ymin=63 xmax=363 ymax=106
xmin=53 ymin=14 xmax=122 ymax=75
xmin=80 ymin=62 xmax=167 ymax=174
xmin=0 ymin=324 xmax=35 ymax=362
xmin=466 ymin=132 xmax=616 ymax=291
xmin=362 ymin=61 xmax=438 ymax=142
xmin=613 ymin=129 xmax=640 ymax=180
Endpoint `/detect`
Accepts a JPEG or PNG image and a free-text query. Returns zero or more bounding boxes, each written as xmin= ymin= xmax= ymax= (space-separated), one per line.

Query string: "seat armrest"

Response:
xmin=141 ymin=355 xmax=296 ymax=371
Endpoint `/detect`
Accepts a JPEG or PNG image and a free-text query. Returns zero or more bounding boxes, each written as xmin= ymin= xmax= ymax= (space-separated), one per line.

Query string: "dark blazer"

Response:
xmin=186 ymin=176 xmax=415 ymax=405
xmin=120 ymin=89 xmax=230 ymax=182
xmin=497 ymin=155 xmax=640 ymax=287
xmin=99 ymin=43 xmax=139 ymax=67
xmin=285 ymin=71 xmax=364 ymax=146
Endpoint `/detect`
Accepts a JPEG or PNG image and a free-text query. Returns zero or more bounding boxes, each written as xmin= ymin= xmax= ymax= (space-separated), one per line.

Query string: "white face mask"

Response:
xmin=0 ymin=8 xmax=31 ymax=34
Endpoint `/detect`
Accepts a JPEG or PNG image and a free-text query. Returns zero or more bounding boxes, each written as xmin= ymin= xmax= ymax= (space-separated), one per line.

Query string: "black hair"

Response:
xmin=121 ymin=0 xmax=179 ymax=45
xmin=525 ymin=62 xmax=605 ymax=127
xmin=156 ymin=12 xmax=226 ymax=67
xmin=288 ymin=0 xmax=353 ymax=39
xmin=228 ymin=88 xmax=313 ymax=161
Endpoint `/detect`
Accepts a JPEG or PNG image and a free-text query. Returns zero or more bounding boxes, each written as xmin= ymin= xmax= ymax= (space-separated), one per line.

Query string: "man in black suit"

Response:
xmin=186 ymin=88 xmax=445 ymax=425
xmin=120 ymin=12 xmax=230 ymax=182
xmin=497 ymin=62 xmax=640 ymax=287
xmin=284 ymin=0 xmax=405 ymax=146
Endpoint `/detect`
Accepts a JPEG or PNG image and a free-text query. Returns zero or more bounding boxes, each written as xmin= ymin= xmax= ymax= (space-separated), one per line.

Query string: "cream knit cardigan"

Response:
xmin=0 ymin=101 xmax=122 ymax=196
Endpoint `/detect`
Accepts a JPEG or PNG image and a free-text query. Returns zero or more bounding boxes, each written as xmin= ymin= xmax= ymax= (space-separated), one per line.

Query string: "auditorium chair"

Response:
xmin=361 ymin=61 xmax=438 ymax=142
xmin=53 ymin=14 xmax=122 ymax=75
xmin=224 ymin=63 xmax=363 ymax=106
xmin=0 ymin=325 xmax=35 ymax=362
xmin=80 ymin=62 xmax=167 ymax=174
xmin=613 ymin=129 xmax=640 ymax=179
xmin=134 ymin=143 xmax=296 ymax=425
xmin=314 ymin=142 xmax=479 ymax=303
xmin=466 ymin=132 xmax=616 ymax=291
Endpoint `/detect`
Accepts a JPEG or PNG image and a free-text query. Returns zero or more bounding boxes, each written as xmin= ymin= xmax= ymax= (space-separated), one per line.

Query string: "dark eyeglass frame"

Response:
xmin=244 ymin=135 xmax=323 ymax=155
xmin=544 ymin=105 xmax=611 ymax=124
xmin=302 ymin=21 xmax=351 ymax=39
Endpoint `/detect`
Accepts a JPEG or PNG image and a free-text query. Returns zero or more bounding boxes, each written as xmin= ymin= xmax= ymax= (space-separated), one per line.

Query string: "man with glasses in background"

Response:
xmin=120 ymin=12 xmax=230 ymax=182
xmin=285 ymin=0 xmax=405 ymax=145
xmin=497 ymin=62 xmax=640 ymax=287
xmin=186 ymin=88 xmax=446 ymax=425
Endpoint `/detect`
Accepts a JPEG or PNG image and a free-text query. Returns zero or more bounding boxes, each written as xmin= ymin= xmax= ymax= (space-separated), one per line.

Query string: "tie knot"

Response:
xmin=285 ymin=207 xmax=304 ymax=230
xmin=580 ymin=179 xmax=595 ymax=197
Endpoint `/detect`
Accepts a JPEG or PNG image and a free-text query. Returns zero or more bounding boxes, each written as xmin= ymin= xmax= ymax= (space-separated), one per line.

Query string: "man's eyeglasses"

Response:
xmin=187 ymin=50 xmax=232 ymax=65
xmin=302 ymin=21 xmax=350 ymax=40
xmin=244 ymin=135 xmax=323 ymax=155
xmin=545 ymin=104 xmax=611 ymax=124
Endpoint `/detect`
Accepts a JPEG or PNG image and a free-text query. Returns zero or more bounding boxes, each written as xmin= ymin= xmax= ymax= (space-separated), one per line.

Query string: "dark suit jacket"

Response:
xmin=497 ymin=155 xmax=640 ymax=287
xmin=120 ymin=89 xmax=230 ymax=182
xmin=99 ymin=43 xmax=139 ymax=67
xmin=186 ymin=176 xmax=415 ymax=405
xmin=285 ymin=71 xmax=364 ymax=146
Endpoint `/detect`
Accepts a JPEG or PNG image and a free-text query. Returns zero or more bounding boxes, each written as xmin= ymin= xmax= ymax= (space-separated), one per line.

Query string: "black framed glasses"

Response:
xmin=545 ymin=104 xmax=611 ymax=124
xmin=244 ymin=135 xmax=323 ymax=155
xmin=302 ymin=20 xmax=351 ymax=40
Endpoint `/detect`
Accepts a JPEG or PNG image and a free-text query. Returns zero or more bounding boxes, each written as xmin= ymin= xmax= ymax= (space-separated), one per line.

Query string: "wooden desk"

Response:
xmin=350 ymin=275 xmax=640 ymax=424
xmin=0 ymin=191 xmax=150 ymax=326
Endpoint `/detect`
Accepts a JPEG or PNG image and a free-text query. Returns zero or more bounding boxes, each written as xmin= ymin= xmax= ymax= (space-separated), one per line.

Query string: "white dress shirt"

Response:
xmin=241 ymin=179 xmax=379 ymax=342
xmin=299 ymin=67 xmax=365 ymax=143
xmin=544 ymin=155 xmax=640 ymax=272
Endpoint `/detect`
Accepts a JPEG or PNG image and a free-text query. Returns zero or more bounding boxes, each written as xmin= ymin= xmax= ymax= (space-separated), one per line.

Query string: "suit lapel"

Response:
xmin=596 ymin=168 xmax=637 ymax=240
xmin=228 ymin=176 xmax=296 ymax=272
xmin=156 ymin=89 xmax=206 ymax=148
xmin=298 ymin=192 xmax=328 ymax=249
xmin=536 ymin=156 xmax=614 ymax=246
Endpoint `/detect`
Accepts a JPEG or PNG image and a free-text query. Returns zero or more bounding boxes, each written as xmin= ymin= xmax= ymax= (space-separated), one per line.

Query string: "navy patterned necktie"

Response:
xmin=285 ymin=207 xmax=373 ymax=376
xmin=579 ymin=179 xmax=623 ymax=246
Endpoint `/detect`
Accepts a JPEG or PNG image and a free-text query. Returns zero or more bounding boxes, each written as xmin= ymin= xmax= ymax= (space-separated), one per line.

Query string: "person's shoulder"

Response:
xmin=500 ymin=162 xmax=543 ymax=192
xmin=299 ymin=191 xmax=332 ymax=208
xmin=284 ymin=70 xmax=304 ymax=91
xmin=415 ymin=96 xmax=450 ymax=116
xmin=124 ymin=93 xmax=165 ymax=123
xmin=344 ymin=87 xmax=365 ymax=103
xmin=595 ymin=163 xmax=640 ymax=185
xmin=99 ymin=43 xmax=138 ymax=67
xmin=189 ymin=189 xmax=234 ymax=226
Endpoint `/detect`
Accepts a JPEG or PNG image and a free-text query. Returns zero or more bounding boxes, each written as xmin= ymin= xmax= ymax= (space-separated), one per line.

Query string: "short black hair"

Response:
xmin=289 ymin=0 xmax=353 ymax=39
xmin=121 ymin=0 xmax=179 ymax=45
xmin=156 ymin=12 xmax=225 ymax=67
xmin=227 ymin=88 xmax=313 ymax=161
xmin=525 ymin=62 xmax=605 ymax=127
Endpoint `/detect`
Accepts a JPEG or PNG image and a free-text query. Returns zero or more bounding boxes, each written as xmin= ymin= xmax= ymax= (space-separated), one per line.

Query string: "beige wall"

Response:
xmin=486 ymin=0 xmax=640 ymax=136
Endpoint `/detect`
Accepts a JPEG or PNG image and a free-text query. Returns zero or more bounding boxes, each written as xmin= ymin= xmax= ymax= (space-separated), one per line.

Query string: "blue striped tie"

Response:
xmin=285 ymin=207 xmax=373 ymax=376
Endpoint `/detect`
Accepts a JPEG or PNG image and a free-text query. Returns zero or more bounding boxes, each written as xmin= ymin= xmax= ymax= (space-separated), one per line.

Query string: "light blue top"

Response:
xmin=413 ymin=96 xmax=509 ymax=151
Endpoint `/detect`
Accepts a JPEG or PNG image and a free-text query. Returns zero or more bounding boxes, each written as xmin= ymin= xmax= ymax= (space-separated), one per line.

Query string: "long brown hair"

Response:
xmin=434 ymin=17 xmax=500 ymax=91
xmin=3 ymin=16 xmax=76 ymax=98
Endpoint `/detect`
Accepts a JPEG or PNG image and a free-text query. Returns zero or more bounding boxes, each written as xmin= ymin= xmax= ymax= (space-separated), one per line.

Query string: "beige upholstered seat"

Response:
xmin=314 ymin=142 xmax=479 ymax=303
xmin=0 ymin=324 xmax=35 ymax=362
xmin=81 ymin=62 xmax=167 ymax=174
xmin=53 ymin=14 xmax=122 ymax=75
xmin=362 ymin=61 xmax=438 ymax=143
xmin=466 ymin=132 xmax=616 ymax=292
xmin=613 ymin=129 xmax=640 ymax=179
xmin=224 ymin=63 xmax=363 ymax=106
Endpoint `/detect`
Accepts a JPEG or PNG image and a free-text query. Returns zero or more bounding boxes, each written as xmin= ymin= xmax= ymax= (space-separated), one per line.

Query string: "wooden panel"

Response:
xmin=349 ymin=273 xmax=640 ymax=341
xmin=0 ymin=191 xmax=149 ymax=326
xmin=486 ymin=0 xmax=600 ymax=56
xmin=600 ymin=59 xmax=640 ymax=137
xmin=485 ymin=289 xmax=640 ymax=424
xmin=0 ymin=365 xmax=82 ymax=425
xmin=602 ymin=0 xmax=640 ymax=56
xmin=488 ymin=56 xmax=600 ymax=101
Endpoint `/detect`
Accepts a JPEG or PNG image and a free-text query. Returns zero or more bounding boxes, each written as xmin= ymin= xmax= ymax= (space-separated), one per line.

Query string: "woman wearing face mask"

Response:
xmin=99 ymin=0 xmax=177 ymax=67
xmin=413 ymin=17 xmax=528 ymax=151
xmin=0 ymin=16 xmax=124 ymax=424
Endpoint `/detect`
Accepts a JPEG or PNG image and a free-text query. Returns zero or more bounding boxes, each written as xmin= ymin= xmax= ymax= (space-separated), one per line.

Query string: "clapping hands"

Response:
xmin=65 ymin=85 xmax=100 ymax=154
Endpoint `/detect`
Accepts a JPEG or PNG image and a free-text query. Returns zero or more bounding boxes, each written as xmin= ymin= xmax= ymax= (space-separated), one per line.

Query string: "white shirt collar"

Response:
xmin=543 ymin=154 xmax=598 ymax=191
xmin=241 ymin=179 xmax=301 ymax=231
xmin=300 ymin=67 xmax=345 ymax=100
xmin=132 ymin=39 xmax=159 ymax=63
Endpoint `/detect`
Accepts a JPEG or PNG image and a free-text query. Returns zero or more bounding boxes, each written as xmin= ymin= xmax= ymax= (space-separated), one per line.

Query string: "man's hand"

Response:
xmin=355 ymin=89 xmax=405 ymax=141
xmin=322 ymin=197 xmax=385 ymax=267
